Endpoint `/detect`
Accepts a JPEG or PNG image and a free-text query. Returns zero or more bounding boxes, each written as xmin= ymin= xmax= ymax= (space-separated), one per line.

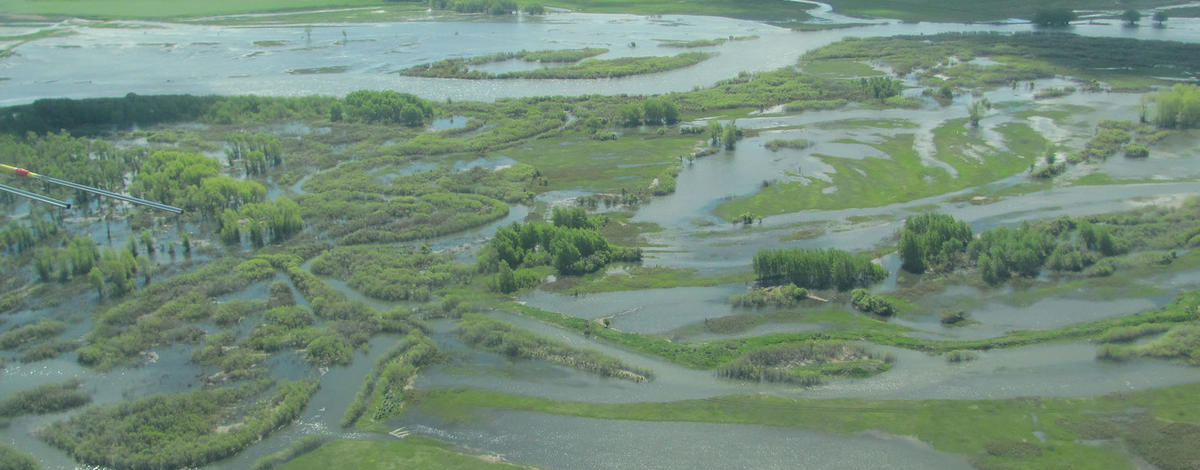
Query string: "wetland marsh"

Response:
xmin=4 ymin=2 xmax=1200 ymax=469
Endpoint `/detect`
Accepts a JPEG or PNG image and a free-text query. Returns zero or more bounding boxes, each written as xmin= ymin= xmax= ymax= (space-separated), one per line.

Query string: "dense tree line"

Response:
xmin=39 ymin=379 xmax=318 ymax=470
xmin=899 ymin=212 xmax=1134 ymax=285
xmin=898 ymin=212 xmax=974 ymax=274
xmin=620 ymin=97 xmax=680 ymax=126
xmin=752 ymin=247 xmax=886 ymax=291
xmin=343 ymin=90 xmax=433 ymax=126
xmin=1032 ymin=8 xmax=1076 ymax=26
xmin=430 ymin=0 xmax=517 ymax=15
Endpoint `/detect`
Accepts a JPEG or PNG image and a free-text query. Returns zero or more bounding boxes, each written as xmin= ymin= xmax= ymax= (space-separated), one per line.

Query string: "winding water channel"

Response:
xmin=4 ymin=5 xmax=1200 ymax=469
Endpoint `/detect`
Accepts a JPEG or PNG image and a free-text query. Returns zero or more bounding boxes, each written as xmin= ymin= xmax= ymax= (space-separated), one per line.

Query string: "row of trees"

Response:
xmin=225 ymin=132 xmax=283 ymax=176
xmin=899 ymin=212 xmax=1129 ymax=285
xmin=341 ymin=90 xmax=433 ymax=126
xmin=752 ymin=247 xmax=887 ymax=291
xmin=620 ymin=97 xmax=681 ymax=126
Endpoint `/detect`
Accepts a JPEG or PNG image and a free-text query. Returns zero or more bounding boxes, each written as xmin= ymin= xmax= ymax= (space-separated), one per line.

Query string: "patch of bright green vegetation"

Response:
xmin=252 ymin=435 xmax=329 ymax=470
xmin=546 ymin=266 xmax=753 ymax=294
xmin=278 ymin=438 xmax=529 ymax=470
xmin=715 ymin=119 xmax=1044 ymax=219
xmin=287 ymin=66 xmax=350 ymax=75
xmin=799 ymin=58 xmax=883 ymax=78
xmin=499 ymin=133 xmax=694 ymax=191
xmin=414 ymin=379 xmax=1200 ymax=470
xmin=459 ymin=313 xmax=653 ymax=381
xmin=820 ymin=0 xmax=1179 ymax=24
xmin=658 ymin=35 xmax=756 ymax=48
xmin=400 ymin=52 xmax=713 ymax=80
xmin=39 ymin=379 xmax=319 ymax=470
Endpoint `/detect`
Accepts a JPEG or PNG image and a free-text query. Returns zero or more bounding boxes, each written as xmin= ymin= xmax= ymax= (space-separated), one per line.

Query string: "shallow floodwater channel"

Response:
xmin=398 ymin=409 xmax=973 ymax=470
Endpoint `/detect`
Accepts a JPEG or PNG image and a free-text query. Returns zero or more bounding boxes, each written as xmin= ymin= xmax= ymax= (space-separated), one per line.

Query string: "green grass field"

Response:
xmin=499 ymin=133 xmax=696 ymax=192
xmin=279 ymin=438 xmax=530 ymax=470
xmin=714 ymin=119 xmax=1045 ymax=220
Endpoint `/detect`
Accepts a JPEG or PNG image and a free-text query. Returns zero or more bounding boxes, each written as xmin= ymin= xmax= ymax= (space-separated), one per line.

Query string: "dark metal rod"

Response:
xmin=0 ymin=182 xmax=72 ymax=209
xmin=38 ymin=175 xmax=183 ymax=214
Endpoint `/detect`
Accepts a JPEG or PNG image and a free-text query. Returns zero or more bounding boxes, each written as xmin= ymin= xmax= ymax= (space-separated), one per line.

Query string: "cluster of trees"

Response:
xmin=897 ymin=212 xmax=974 ymax=274
xmin=218 ymin=197 xmax=304 ymax=247
xmin=32 ymin=235 xmax=98 ymax=283
xmin=1032 ymin=8 xmax=1075 ymax=26
xmin=901 ymin=212 xmax=1131 ymax=285
xmin=430 ymin=0 xmax=517 ymax=15
xmin=459 ymin=314 xmax=652 ymax=381
xmin=751 ymin=247 xmax=886 ymax=291
xmin=225 ymin=132 xmax=283 ymax=176
xmin=729 ymin=284 xmax=809 ymax=308
xmin=620 ymin=97 xmax=680 ymax=126
xmin=856 ymin=76 xmax=903 ymax=101
xmin=130 ymin=151 xmax=265 ymax=216
xmin=1153 ymin=84 xmax=1200 ymax=129
xmin=1 ymin=132 xmax=137 ymax=205
xmin=479 ymin=211 xmax=641 ymax=290
xmin=342 ymin=90 xmax=433 ymax=126
xmin=849 ymin=289 xmax=897 ymax=317
xmin=39 ymin=379 xmax=318 ymax=470
xmin=706 ymin=119 xmax=742 ymax=150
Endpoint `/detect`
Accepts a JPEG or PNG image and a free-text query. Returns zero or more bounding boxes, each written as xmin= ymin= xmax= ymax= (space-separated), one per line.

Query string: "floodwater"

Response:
xmin=3 ymin=11 xmax=1200 ymax=105
xmin=5 ymin=5 xmax=1200 ymax=470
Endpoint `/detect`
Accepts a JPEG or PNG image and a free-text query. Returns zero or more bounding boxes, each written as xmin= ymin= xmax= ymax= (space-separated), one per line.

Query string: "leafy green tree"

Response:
xmin=87 ymin=267 xmax=105 ymax=298
xmin=1032 ymin=8 xmax=1076 ymax=26
xmin=620 ymin=103 xmax=642 ymax=127
xmin=1153 ymin=11 xmax=1168 ymax=23
xmin=1122 ymin=9 xmax=1141 ymax=25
